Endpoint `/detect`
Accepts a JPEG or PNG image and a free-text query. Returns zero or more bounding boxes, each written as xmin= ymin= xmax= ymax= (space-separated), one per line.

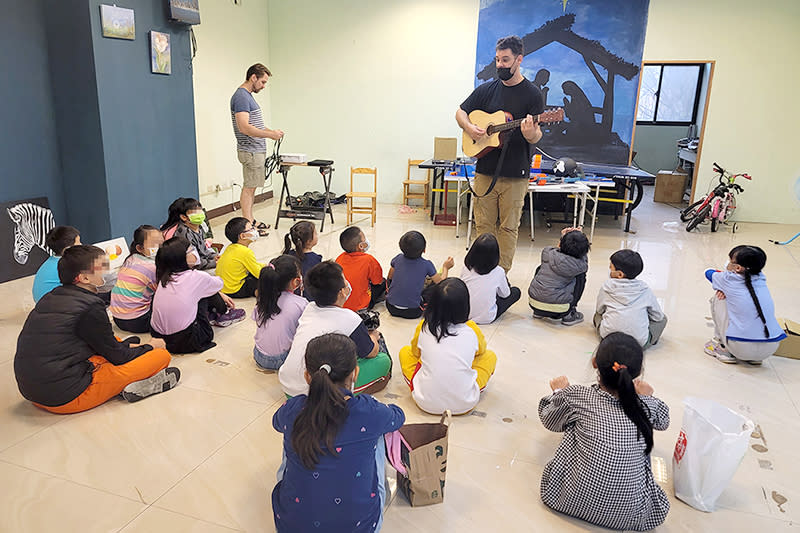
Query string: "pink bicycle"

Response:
xmin=680 ymin=163 xmax=750 ymax=233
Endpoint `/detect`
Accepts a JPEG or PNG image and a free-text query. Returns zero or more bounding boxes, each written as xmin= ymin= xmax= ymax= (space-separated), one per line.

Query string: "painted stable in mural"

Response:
xmin=475 ymin=0 xmax=650 ymax=165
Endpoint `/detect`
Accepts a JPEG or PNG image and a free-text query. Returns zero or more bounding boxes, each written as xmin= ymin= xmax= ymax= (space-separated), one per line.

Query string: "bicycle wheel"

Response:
xmin=680 ymin=200 xmax=704 ymax=222
xmin=722 ymin=194 xmax=737 ymax=223
xmin=686 ymin=204 xmax=711 ymax=232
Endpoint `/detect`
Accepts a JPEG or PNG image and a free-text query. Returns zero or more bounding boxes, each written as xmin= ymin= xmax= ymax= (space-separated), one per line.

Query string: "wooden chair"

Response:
xmin=403 ymin=158 xmax=430 ymax=207
xmin=346 ymin=167 xmax=378 ymax=226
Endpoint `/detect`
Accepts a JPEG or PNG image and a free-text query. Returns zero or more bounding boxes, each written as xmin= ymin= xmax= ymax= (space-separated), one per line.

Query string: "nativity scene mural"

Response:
xmin=475 ymin=0 xmax=650 ymax=165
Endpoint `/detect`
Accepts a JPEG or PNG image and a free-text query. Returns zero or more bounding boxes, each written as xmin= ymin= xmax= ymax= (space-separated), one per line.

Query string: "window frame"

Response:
xmin=636 ymin=63 xmax=705 ymax=126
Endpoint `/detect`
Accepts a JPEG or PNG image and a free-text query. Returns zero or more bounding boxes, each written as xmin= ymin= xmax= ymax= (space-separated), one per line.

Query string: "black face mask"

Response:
xmin=497 ymin=66 xmax=514 ymax=81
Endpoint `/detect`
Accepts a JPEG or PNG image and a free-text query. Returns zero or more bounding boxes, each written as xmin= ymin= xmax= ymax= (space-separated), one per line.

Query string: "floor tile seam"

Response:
xmin=146 ymin=399 xmax=280 ymax=513
xmin=178 ymin=383 xmax=284 ymax=407
xmin=0 ymin=419 xmax=64 ymax=454
xmin=117 ymin=505 xmax=245 ymax=533
xmin=0 ymin=457 xmax=149 ymax=505
xmin=707 ymin=505 xmax=799 ymax=526
xmin=769 ymin=361 xmax=800 ymax=418
xmin=446 ymin=442 xmax=544 ymax=468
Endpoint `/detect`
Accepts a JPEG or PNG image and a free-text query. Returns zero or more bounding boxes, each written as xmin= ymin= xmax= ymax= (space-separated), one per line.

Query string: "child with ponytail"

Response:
xmin=539 ymin=332 xmax=670 ymax=531
xmin=110 ymin=225 xmax=163 ymax=333
xmin=704 ymin=245 xmax=786 ymax=364
xmin=283 ymin=221 xmax=321 ymax=298
xmin=252 ymin=255 xmax=307 ymax=370
xmin=272 ymin=333 xmax=405 ymax=533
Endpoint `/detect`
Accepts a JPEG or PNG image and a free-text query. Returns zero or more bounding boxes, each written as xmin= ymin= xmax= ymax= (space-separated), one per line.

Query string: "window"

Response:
xmin=636 ymin=64 xmax=704 ymax=125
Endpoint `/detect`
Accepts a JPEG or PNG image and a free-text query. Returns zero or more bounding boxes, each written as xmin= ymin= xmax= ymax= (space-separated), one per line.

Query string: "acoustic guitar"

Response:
xmin=462 ymin=108 xmax=564 ymax=158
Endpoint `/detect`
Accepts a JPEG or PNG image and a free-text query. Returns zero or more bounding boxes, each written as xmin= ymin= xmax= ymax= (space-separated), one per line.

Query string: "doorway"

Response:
xmin=631 ymin=60 xmax=715 ymax=203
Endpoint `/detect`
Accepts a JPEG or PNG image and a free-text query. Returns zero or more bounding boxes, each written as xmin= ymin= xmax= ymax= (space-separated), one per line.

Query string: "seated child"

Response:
xmin=14 ymin=245 xmax=180 ymax=414
xmin=252 ymin=255 xmax=307 ymax=370
xmin=278 ymin=260 xmax=392 ymax=397
xmin=216 ymin=217 xmax=263 ymax=298
xmin=272 ymin=333 xmax=405 ymax=533
xmin=32 ymin=225 xmax=80 ymax=302
xmin=460 ymin=233 xmax=521 ymax=324
xmin=386 ymin=230 xmax=454 ymax=319
xmin=161 ymin=197 xmax=218 ymax=270
xmin=704 ymin=245 xmax=786 ymax=365
xmin=399 ymin=278 xmax=497 ymax=415
xmin=539 ymin=332 xmax=670 ymax=531
xmin=283 ymin=220 xmax=322 ymax=298
xmin=528 ymin=226 xmax=589 ymax=326
xmin=110 ymin=225 xmax=163 ymax=333
xmin=594 ymin=249 xmax=667 ymax=348
xmin=151 ymin=237 xmax=245 ymax=354
xmin=336 ymin=226 xmax=385 ymax=311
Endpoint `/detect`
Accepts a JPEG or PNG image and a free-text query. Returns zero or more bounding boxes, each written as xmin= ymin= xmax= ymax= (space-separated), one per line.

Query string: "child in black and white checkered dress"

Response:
xmin=538 ymin=332 xmax=670 ymax=531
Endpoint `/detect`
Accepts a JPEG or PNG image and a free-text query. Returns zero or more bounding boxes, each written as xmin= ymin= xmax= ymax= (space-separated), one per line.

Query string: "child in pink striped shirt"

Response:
xmin=110 ymin=225 xmax=163 ymax=333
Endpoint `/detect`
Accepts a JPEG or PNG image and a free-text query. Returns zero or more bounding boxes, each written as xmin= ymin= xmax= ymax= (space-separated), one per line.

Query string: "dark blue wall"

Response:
xmin=44 ymin=0 xmax=111 ymax=242
xmin=0 ymin=0 xmax=67 ymax=224
xmin=1 ymin=0 xmax=199 ymax=244
xmin=88 ymin=0 xmax=199 ymax=238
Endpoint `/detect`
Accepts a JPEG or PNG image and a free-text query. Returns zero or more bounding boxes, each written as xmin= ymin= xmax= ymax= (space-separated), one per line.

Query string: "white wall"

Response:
xmin=266 ymin=0 xmax=479 ymax=203
xmin=192 ymin=0 xmax=271 ymax=210
xmin=643 ymin=0 xmax=800 ymax=222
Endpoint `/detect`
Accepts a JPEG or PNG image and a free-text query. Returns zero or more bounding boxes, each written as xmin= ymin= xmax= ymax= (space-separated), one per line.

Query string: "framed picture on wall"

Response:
xmin=0 ymin=197 xmax=55 ymax=284
xmin=100 ymin=4 xmax=135 ymax=40
xmin=150 ymin=31 xmax=172 ymax=75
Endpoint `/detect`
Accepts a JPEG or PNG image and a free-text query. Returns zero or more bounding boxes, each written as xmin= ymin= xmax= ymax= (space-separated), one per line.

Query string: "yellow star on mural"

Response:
xmin=562 ymin=0 xmax=569 ymax=10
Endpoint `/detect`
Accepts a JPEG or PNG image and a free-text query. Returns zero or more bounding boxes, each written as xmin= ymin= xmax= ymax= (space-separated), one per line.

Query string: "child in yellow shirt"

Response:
xmin=216 ymin=217 xmax=263 ymax=298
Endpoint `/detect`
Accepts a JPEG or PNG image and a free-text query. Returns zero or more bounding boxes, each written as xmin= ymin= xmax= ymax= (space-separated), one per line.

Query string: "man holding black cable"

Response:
xmin=456 ymin=36 xmax=544 ymax=272
xmin=231 ymin=63 xmax=284 ymax=235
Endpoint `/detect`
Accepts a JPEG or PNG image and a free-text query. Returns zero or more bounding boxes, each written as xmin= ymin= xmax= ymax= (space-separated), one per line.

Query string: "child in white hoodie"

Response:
xmin=594 ymin=250 xmax=667 ymax=349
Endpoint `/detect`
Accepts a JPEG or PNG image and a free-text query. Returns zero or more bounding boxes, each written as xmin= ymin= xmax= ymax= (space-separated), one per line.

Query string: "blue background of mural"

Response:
xmin=475 ymin=0 xmax=650 ymax=164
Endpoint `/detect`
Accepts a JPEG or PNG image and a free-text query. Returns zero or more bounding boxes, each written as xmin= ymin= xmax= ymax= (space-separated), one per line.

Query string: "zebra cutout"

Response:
xmin=5 ymin=203 xmax=55 ymax=265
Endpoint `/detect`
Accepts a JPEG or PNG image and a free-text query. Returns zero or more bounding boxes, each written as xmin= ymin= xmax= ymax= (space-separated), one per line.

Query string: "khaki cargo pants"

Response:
xmin=473 ymin=173 xmax=528 ymax=272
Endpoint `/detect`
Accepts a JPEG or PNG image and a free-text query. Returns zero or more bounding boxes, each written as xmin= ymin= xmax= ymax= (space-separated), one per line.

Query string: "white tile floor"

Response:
xmin=1 ymin=187 xmax=799 ymax=532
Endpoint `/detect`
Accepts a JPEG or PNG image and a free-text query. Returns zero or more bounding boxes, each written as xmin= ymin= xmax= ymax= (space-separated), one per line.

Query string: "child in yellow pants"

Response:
xmin=398 ymin=278 xmax=496 ymax=415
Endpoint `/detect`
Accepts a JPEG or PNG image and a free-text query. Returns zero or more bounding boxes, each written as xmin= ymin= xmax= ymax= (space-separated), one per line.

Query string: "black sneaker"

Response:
xmin=561 ymin=309 xmax=584 ymax=326
xmin=122 ymin=367 xmax=181 ymax=403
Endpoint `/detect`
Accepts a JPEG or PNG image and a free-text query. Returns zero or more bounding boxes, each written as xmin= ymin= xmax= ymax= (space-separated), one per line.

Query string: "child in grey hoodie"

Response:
xmin=528 ymin=227 xmax=590 ymax=326
xmin=594 ymin=249 xmax=667 ymax=348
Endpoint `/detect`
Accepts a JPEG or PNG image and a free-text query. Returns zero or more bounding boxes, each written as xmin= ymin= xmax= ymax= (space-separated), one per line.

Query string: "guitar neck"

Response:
xmin=487 ymin=115 xmax=539 ymax=135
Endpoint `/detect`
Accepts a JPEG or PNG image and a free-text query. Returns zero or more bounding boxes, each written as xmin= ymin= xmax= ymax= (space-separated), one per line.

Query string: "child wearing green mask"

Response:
xmin=166 ymin=198 xmax=218 ymax=270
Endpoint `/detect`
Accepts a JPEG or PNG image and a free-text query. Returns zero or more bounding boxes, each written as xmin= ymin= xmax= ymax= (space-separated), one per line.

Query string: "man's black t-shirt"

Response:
xmin=461 ymin=78 xmax=544 ymax=178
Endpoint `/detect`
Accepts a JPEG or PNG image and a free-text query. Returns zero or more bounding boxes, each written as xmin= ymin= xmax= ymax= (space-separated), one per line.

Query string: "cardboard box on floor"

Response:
xmin=654 ymin=170 xmax=688 ymax=204
xmin=774 ymin=318 xmax=800 ymax=359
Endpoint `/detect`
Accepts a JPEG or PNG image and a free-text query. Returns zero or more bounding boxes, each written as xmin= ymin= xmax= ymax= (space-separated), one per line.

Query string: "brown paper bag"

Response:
xmin=396 ymin=411 xmax=451 ymax=506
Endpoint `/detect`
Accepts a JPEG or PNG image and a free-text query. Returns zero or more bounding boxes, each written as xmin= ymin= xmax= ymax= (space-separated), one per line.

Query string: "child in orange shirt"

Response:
xmin=336 ymin=226 xmax=385 ymax=311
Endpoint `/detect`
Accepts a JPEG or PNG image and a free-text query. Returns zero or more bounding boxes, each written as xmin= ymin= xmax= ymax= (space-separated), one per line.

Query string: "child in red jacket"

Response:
xmin=336 ymin=226 xmax=385 ymax=311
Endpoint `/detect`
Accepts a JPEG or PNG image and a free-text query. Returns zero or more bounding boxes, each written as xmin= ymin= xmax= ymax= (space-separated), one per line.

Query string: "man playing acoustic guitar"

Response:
xmin=456 ymin=35 xmax=544 ymax=272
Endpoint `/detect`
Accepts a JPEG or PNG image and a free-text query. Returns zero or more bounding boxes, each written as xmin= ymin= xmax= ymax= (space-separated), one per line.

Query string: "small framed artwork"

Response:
xmin=100 ymin=4 xmax=135 ymax=40
xmin=150 ymin=31 xmax=171 ymax=75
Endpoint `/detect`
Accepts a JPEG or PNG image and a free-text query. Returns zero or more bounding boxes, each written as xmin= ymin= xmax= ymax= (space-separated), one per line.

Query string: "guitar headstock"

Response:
xmin=537 ymin=108 xmax=564 ymax=124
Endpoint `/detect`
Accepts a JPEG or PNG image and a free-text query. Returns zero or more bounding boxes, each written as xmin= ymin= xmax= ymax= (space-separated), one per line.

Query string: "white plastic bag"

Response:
xmin=672 ymin=397 xmax=754 ymax=512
